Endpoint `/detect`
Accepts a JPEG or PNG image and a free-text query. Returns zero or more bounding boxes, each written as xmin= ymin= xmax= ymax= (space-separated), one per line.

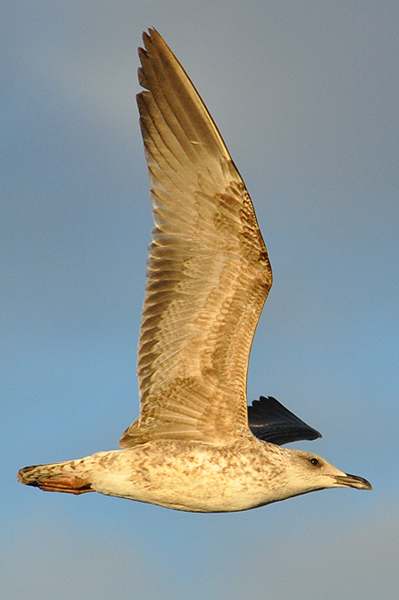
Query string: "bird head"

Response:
xmin=279 ymin=448 xmax=372 ymax=498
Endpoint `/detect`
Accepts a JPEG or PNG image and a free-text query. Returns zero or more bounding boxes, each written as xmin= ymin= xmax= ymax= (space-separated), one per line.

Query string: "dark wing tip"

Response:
xmin=248 ymin=396 xmax=322 ymax=446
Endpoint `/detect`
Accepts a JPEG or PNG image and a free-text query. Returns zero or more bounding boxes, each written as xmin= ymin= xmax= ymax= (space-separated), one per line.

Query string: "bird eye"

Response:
xmin=310 ymin=458 xmax=319 ymax=466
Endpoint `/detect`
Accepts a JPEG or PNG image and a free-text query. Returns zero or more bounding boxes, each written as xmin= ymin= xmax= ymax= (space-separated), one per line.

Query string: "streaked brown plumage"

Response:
xmin=17 ymin=29 xmax=371 ymax=512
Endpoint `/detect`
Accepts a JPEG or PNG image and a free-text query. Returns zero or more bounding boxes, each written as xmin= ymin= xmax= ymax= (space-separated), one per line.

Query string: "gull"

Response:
xmin=18 ymin=29 xmax=371 ymax=512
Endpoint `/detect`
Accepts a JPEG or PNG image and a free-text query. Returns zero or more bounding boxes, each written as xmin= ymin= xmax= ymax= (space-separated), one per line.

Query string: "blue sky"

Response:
xmin=2 ymin=2 xmax=399 ymax=598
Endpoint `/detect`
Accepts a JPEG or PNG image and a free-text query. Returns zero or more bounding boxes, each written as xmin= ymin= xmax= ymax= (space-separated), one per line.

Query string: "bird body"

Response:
xmin=17 ymin=437 xmax=370 ymax=512
xmin=18 ymin=29 xmax=371 ymax=511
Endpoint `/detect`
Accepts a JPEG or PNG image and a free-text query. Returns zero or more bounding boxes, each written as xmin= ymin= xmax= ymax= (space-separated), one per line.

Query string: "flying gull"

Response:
xmin=18 ymin=29 xmax=371 ymax=512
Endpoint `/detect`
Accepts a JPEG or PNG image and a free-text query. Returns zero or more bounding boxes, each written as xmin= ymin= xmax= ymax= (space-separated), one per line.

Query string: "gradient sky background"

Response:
xmin=2 ymin=2 xmax=398 ymax=599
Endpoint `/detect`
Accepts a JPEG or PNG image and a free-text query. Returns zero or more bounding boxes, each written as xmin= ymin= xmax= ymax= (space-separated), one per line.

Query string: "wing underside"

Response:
xmin=120 ymin=29 xmax=272 ymax=448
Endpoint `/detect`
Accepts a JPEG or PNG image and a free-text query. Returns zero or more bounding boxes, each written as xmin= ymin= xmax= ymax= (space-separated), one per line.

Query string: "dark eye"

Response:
xmin=310 ymin=458 xmax=319 ymax=466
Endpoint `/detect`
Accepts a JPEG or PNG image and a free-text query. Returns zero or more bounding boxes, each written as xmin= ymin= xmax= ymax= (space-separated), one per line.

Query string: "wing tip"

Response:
xmin=248 ymin=395 xmax=322 ymax=445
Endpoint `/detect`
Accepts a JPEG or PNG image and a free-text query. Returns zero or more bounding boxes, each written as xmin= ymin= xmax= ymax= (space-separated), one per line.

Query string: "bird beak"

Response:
xmin=333 ymin=473 xmax=372 ymax=490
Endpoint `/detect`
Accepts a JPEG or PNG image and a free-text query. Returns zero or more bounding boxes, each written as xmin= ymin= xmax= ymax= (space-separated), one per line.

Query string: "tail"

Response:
xmin=18 ymin=459 xmax=94 ymax=495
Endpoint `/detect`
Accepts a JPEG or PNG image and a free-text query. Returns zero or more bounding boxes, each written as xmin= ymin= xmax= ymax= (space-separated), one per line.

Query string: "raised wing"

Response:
xmin=120 ymin=29 xmax=272 ymax=447
xmin=248 ymin=396 xmax=322 ymax=446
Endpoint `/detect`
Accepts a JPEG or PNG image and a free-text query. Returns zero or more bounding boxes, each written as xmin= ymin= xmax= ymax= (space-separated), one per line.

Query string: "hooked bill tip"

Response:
xmin=334 ymin=473 xmax=372 ymax=491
